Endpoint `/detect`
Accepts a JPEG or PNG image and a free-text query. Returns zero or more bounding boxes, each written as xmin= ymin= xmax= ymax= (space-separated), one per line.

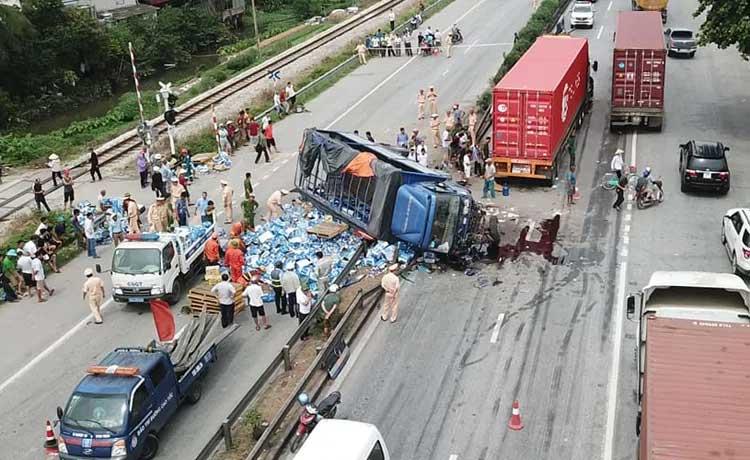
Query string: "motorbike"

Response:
xmin=636 ymin=178 xmax=664 ymax=209
xmin=450 ymin=28 xmax=463 ymax=44
xmin=289 ymin=391 xmax=342 ymax=453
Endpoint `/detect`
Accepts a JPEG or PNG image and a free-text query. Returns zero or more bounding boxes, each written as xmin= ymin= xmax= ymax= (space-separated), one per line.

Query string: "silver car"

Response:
xmin=665 ymin=28 xmax=697 ymax=58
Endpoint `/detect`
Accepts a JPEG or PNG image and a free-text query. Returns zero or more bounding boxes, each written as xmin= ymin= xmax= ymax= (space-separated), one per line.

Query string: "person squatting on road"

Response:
xmin=266 ymin=189 xmax=288 ymax=221
xmin=380 ymin=264 xmax=400 ymax=323
xmin=211 ymin=273 xmax=236 ymax=328
xmin=82 ymin=267 xmax=105 ymax=324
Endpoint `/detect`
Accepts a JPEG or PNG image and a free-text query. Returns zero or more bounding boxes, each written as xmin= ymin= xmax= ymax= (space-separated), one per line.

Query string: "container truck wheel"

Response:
xmin=186 ymin=380 xmax=203 ymax=404
xmin=139 ymin=433 xmax=159 ymax=460
xmin=166 ymin=279 xmax=182 ymax=305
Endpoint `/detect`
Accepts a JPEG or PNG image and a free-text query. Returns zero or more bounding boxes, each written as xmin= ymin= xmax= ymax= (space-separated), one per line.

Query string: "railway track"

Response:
xmin=0 ymin=0 xmax=406 ymax=221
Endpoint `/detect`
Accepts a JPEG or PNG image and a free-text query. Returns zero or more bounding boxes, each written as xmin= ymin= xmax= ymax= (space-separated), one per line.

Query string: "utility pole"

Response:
xmin=129 ymin=42 xmax=151 ymax=147
xmin=157 ymin=81 xmax=177 ymax=159
xmin=250 ymin=0 xmax=261 ymax=56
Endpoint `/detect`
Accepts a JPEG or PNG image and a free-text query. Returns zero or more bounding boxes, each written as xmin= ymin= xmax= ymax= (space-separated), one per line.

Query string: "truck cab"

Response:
xmin=57 ymin=352 xmax=180 ymax=460
xmin=109 ymin=226 xmax=213 ymax=305
xmin=293 ymin=419 xmax=390 ymax=460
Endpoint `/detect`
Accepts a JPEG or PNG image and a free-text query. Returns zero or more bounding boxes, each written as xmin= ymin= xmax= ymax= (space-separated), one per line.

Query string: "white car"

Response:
xmin=570 ymin=2 xmax=595 ymax=29
xmin=721 ymin=208 xmax=750 ymax=275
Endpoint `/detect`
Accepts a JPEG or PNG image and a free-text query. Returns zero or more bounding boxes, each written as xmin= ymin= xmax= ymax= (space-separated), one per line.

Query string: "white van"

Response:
xmin=293 ymin=419 xmax=390 ymax=460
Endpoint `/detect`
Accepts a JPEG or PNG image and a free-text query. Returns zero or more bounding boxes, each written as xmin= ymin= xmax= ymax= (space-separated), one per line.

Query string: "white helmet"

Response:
xmin=84 ymin=268 xmax=94 ymax=277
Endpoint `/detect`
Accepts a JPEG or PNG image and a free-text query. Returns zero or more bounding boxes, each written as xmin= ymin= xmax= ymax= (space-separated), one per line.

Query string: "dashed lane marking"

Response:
xmin=490 ymin=313 xmax=506 ymax=344
xmin=597 ymin=25 xmax=604 ymax=40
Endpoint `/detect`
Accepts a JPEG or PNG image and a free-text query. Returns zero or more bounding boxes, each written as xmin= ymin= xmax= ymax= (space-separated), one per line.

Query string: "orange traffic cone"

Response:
xmin=44 ymin=420 xmax=59 ymax=455
xmin=508 ymin=400 xmax=524 ymax=431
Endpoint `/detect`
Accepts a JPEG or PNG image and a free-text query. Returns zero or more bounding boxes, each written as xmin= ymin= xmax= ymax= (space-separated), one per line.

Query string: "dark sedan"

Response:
xmin=679 ymin=140 xmax=730 ymax=194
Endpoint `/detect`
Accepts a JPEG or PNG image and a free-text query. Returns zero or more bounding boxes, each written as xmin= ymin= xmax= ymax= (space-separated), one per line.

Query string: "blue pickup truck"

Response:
xmin=56 ymin=315 xmax=237 ymax=460
xmin=295 ymin=129 xmax=484 ymax=257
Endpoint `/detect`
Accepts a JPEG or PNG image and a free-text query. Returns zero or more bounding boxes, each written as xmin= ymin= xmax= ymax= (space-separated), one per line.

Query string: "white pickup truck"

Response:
xmin=102 ymin=224 xmax=215 ymax=305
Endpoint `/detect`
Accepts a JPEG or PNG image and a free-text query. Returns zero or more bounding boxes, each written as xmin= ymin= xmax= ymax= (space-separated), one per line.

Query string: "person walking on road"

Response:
xmin=224 ymin=240 xmax=244 ymax=283
xmin=380 ymin=264 xmax=400 ymax=323
xmin=62 ymin=169 xmax=75 ymax=211
xmin=33 ymin=179 xmax=51 ymax=212
xmin=427 ymin=86 xmax=439 ymax=115
xmin=264 ymin=121 xmax=279 ymax=153
xmin=281 ymin=265 xmax=301 ymax=318
xmin=270 ymin=261 xmax=287 ymax=314
xmin=315 ymin=251 xmax=333 ymax=293
xmin=444 ymin=31 xmax=453 ymax=58
xmin=31 ymin=252 xmax=54 ymax=302
xmin=84 ymin=212 xmax=99 ymax=258
xmin=89 ymin=148 xmax=102 ymax=182
xmin=388 ymin=8 xmax=396 ymax=31
xmin=82 ymin=268 xmax=105 ymax=324
xmin=417 ymin=89 xmax=426 ymax=120
xmin=254 ymin=135 xmax=270 ymax=164
xmin=483 ymin=159 xmax=497 ymax=198
xmin=211 ymin=273 xmax=237 ymax=328
xmin=356 ymin=42 xmax=368 ymax=64
xmin=266 ymin=189 xmax=288 ymax=221
xmin=124 ymin=193 xmax=140 ymax=234
xmin=247 ymin=117 xmax=260 ymax=146
xmin=296 ymin=285 xmax=313 ymax=340
xmin=243 ymin=278 xmax=271 ymax=331
xmin=611 ymin=148 xmax=624 ymax=179
xmin=221 ymin=180 xmax=233 ymax=224
xmin=48 ymin=154 xmax=62 ymax=187
xmin=151 ymin=166 xmax=165 ymax=198
xmin=244 ymin=172 xmax=254 ymax=199
xmin=242 ymin=194 xmax=259 ymax=230
xmin=430 ymin=114 xmax=441 ymax=148
xmin=137 ymin=149 xmax=149 ymax=188
xmin=565 ymin=165 xmax=577 ymax=206
xmin=613 ymin=173 xmax=627 ymax=211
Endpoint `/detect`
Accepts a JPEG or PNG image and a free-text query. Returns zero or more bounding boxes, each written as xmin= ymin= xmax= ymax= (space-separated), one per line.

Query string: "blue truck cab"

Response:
xmin=295 ymin=129 xmax=483 ymax=257
xmin=57 ymin=316 xmax=236 ymax=460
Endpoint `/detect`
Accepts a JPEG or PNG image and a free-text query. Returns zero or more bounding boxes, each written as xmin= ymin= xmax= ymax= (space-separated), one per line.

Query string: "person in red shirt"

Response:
xmin=279 ymin=90 xmax=287 ymax=113
xmin=264 ymin=121 xmax=278 ymax=153
xmin=224 ymin=240 xmax=244 ymax=282
xmin=203 ymin=233 xmax=221 ymax=265
xmin=236 ymin=110 xmax=247 ymax=144
xmin=247 ymin=117 xmax=260 ymax=146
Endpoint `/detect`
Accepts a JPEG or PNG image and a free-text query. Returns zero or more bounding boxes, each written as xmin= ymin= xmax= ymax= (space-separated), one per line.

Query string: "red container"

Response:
xmin=610 ymin=11 xmax=666 ymax=131
xmin=492 ymin=36 xmax=590 ymax=181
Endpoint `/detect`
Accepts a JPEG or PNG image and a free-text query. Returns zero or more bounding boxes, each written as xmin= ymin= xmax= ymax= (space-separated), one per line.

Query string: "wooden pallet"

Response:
xmin=188 ymin=281 xmax=245 ymax=316
xmin=307 ymin=221 xmax=348 ymax=239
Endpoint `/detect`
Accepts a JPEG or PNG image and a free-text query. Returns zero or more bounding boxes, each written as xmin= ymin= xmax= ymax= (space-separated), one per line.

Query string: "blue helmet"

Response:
xmin=297 ymin=393 xmax=310 ymax=406
xmin=642 ymin=167 xmax=651 ymax=177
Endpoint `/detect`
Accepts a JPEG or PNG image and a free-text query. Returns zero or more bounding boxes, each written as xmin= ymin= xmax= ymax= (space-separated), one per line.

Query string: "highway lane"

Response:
xmin=331 ymin=2 xmax=637 ymax=459
xmin=0 ymin=0 xmax=539 ymax=457
xmin=609 ymin=1 xmax=750 ymax=459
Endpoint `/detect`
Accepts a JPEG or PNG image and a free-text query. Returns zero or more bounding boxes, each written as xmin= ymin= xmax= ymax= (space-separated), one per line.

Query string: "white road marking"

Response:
xmin=442 ymin=69 xmax=450 ymax=76
xmin=620 ymin=247 xmax=628 ymax=258
xmin=624 ymin=213 xmax=631 ymax=222
xmin=262 ymin=174 xmax=270 ymax=180
xmin=630 ymin=132 xmax=638 ymax=169
xmin=282 ymin=159 xmax=289 ymax=165
xmin=627 ymin=203 xmax=632 ymax=211
xmin=0 ymin=298 xmax=115 ymax=395
xmin=464 ymin=38 xmax=480 ymax=54
xmin=449 ymin=455 xmax=459 ymax=460
xmin=272 ymin=166 xmax=280 ymax=172
xmin=623 ymin=235 xmax=629 ymax=246
xmin=490 ymin=313 xmax=506 ymax=343
xmin=607 ymin=0 xmax=613 ymax=10
xmin=597 ymin=26 xmax=604 ymax=40
xmin=624 ymin=224 xmax=630 ymax=233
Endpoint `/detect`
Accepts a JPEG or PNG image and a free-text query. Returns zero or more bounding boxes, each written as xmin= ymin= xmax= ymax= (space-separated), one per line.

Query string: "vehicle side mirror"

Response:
xmin=626 ymin=295 xmax=636 ymax=319
xmin=679 ymin=143 xmax=687 ymax=149
xmin=57 ymin=406 xmax=64 ymax=420
xmin=95 ymin=264 xmax=102 ymax=273
xmin=165 ymin=262 xmax=172 ymax=270
xmin=592 ymin=60 xmax=598 ymax=72
xmin=724 ymin=146 xmax=730 ymax=151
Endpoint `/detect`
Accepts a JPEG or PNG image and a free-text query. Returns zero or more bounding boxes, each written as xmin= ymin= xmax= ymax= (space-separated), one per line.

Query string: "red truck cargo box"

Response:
xmin=492 ymin=36 xmax=590 ymax=180
xmin=610 ymin=11 xmax=666 ymax=130
xmin=640 ymin=317 xmax=750 ymax=460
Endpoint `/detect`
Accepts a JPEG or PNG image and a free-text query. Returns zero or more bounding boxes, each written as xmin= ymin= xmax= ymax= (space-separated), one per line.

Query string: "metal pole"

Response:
xmin=128 ymin=42 xmax=148 ymax=146
xmin=250 ymin=0 xmax=261 ymax=56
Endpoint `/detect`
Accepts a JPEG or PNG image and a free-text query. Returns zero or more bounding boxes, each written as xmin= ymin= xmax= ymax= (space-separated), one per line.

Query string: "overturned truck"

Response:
xmin=295 ymin=129 xmax=487 ymax=259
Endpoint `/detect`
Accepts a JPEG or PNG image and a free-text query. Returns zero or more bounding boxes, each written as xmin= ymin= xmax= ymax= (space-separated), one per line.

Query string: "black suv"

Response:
xmin=679 ymin=140 xmax=730 ymax=194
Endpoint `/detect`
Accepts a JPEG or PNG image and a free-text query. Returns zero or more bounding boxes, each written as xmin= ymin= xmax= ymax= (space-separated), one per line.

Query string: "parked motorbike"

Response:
xmin=636 ymin=178 xmax=664 ymax=209
xmin=289 ymin=391 xmax=342 ymax=453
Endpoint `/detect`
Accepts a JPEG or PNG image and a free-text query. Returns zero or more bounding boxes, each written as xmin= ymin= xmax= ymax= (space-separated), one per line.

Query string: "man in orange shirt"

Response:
xmin=204 ymin=232 xmax=221 ymax=265
xmin=224 ymin=240 xmax=245 ymax=282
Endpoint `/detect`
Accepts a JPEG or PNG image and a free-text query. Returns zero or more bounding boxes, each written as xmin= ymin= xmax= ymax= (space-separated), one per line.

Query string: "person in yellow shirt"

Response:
xmin=82 ymin=268 xmax=105 ymax=324
xmin=380 ymin=264 xmax=400 ymax=323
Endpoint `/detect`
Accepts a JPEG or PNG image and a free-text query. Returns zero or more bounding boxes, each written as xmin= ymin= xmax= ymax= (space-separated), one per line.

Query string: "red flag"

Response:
xmin=149 ymin=299 xmax=175 ymax=342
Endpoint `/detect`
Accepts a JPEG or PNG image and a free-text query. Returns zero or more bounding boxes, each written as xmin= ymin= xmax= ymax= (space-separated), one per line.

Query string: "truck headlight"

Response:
xmin=114 ymin=288 xmax=123 ymax=295
xmin=111 ymin=439 xmax=127 ymax=456
xmin=58 ymin=437 xmax=68 ymax=454
xmin=151 ymin=286 xmax=164 ymax=295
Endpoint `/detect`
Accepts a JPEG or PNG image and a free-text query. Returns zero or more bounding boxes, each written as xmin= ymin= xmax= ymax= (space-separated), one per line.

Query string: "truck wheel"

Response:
xmin=166 ymin=279 xmax=182 ymax=305
xmin=186 ymin=381 xmax=203 ymax=404
xmin=140 ymin=433 xmax=159 ymax=460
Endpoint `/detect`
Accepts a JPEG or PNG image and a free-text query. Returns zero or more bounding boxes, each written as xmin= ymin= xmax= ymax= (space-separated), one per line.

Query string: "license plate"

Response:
xmin=130 ymin=297 xmax=145 ymax=303
xmin=703 ymin=172 xmax=712 ymax=179
xmin=512 ymin=164 xmax=531 ymax=174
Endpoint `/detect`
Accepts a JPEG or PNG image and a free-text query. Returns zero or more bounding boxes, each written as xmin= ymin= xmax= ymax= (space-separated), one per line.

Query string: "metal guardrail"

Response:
xmin=0 ymin=0 xmax=409 ymax=221
xmin=195 ymin=242 xmax=367 ymax=459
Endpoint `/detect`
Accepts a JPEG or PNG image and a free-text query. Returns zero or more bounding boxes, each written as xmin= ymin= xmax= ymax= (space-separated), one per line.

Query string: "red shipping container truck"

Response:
xmin=492 ymin=36 xmax=593 ymax=182
xmin=610 ymin=11 xmax=666 ymax=131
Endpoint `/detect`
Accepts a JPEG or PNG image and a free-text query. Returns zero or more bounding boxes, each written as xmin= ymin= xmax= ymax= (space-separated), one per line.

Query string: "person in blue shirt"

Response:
xmin=396 ymin=127 xmax=409 ymax=148
xmin=195 ymin=191 xmax=210 ymax=224
xmin=176 ymin=192 xmax=190 ymax=227
xmin=565 ymin=165 xmax=577 ymax=206
xmin=109 ymin=213 xmax=124 ymax=247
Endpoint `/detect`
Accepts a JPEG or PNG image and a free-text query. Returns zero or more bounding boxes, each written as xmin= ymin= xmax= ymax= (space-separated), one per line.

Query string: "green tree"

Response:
xmin=694 ymin=0 xmax=750 ymax=58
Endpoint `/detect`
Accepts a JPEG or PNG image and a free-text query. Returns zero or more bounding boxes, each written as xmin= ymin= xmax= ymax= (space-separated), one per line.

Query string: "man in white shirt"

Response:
xmin=295 ymin=285 xmax=313 ymax=340
xmin=243 ymin=278 xmax=270 ymax=331
xmin=84 ymin=212 xmax=98 ymax=258
xmin=314 ymin=251 xmax=333 ymax=294
xmin=281 ymin=264 xmax=301 ymax=318
xmin=22 ymin=239 xmax=37 ymax=256
xmin=31 ymin=252 xmax=54 ymax=302
xmin=17 ymin=250 xmax=35 ymax=297
xmin=285 ymin=82 xmax=296 ymax=110
xmin=611 ymin=148 xmax=624 ymax=178
xmin=211 ymin=273 xmax=236 ymax=328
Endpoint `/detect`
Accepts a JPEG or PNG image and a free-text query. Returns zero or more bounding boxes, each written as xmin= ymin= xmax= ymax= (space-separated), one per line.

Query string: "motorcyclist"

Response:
xmin=635 ymin=167 xmax=651 ymax=196
xmin=450 ymin=23 xmax=463 ymax=43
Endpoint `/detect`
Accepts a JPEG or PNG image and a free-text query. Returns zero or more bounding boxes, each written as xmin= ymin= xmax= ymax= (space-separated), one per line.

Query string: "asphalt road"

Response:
xmin=0 ymin=0 xmax=538 ymax=457
xmin=327 ymin=1 xmax=750 ymax=460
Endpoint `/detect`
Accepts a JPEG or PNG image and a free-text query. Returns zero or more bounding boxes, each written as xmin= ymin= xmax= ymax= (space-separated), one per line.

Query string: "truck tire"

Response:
xmin=186 ymin=380 xmax=203 ymax=404
xmin=140 ymin=433 xmax=159 ymax=460
xmin=166 ymin=279 xmax=182 ymax=305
